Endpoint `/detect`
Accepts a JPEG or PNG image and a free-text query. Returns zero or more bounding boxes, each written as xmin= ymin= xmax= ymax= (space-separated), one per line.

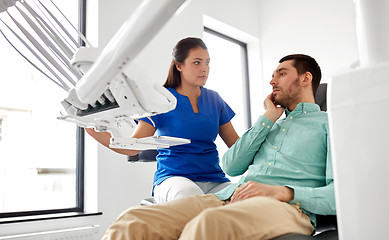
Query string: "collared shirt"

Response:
xmin=214 ymin=103 xmax=336 ymax=227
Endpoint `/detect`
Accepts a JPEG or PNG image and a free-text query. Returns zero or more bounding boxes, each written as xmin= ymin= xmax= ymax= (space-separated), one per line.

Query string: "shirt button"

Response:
xmin=282 ymin=129 xmax=286 ymax=132
xmin=274 ymin=146 xmax=278 ymax=150
xmin=267 ymin=125 xmax=270 ymax=128
xmin=262 ymin=122 xmax=266 ymax=126
xmin=304 ymin=111 xmax=307 ymax=114
xmin=257 ymin=172 xmax=262 ymax=175
xmin=268 ymin=163 xmax=272 ymax=166
xmin=290 ymin=116 xmax=294 ymax=119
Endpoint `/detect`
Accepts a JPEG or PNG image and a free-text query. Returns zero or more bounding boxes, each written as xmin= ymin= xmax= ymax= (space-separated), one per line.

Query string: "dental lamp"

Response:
xmin=328 ymin=0 xmax=389 ymax=239
xmin=0 ymin=0 xmax=191 ymax=150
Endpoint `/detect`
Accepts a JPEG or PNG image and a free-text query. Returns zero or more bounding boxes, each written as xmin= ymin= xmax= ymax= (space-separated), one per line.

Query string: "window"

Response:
xmin=0 ymin=0 xmax=86 ymax=219
xmin=203 ymin=27 xmax=251 ymax=165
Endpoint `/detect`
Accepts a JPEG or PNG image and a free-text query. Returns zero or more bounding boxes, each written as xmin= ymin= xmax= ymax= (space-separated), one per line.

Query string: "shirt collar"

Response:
xmin=285 ymin=102 xmax=321 ymax=116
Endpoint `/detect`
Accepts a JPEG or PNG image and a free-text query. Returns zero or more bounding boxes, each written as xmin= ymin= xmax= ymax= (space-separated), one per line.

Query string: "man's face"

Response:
xmin=270 ymin=60 xmax=303 ymax=108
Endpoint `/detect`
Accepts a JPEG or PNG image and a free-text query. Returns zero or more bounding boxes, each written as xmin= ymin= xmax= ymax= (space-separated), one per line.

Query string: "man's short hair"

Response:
xmin=279 ymin=54 xmax=322 ymax=97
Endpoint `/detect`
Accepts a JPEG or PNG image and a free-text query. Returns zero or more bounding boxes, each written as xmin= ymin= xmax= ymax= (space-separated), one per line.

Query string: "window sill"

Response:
xmin=0 ymin=212 xmax=102 ymax=224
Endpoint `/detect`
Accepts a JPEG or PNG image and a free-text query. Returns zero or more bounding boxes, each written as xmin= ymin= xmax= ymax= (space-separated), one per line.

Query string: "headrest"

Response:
xmin=315 ymin=83 xmax=327 ymax=111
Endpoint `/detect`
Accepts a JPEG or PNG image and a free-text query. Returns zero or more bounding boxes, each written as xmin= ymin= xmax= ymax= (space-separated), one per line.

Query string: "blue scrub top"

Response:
xmin=140 ymin=87 xmax=235 ymax=187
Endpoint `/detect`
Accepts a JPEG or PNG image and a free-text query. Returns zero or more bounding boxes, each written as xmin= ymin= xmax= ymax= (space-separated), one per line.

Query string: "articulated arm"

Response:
xmin=0 ymin=0 xmax=191 ymax=149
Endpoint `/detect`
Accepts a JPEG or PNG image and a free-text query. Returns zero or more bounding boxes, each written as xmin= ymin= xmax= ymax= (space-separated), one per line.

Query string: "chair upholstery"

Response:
xmin=315 ymin=83 xmax=327 ymax=111
xmin=272 ymin=230 xmax=338 ymax=240
xmin=128 ymin=149 xmax=158 ymax=162
xmin=271 ymin=214 xmax=338 ymax=240
xmin=140 ymin=197 xmax=157 ymax=206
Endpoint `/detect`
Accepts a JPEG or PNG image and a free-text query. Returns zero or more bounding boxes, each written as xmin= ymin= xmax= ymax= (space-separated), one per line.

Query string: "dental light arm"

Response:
xmin=0 ymin=0 xmax=191 ymax=150
xmin=66 ymin=0 xmax=190 ymax=109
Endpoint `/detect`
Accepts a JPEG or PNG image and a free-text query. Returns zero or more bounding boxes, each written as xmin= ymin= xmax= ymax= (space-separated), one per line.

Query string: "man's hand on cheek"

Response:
xmin=263 ymin=94 xmax=284 ymax=123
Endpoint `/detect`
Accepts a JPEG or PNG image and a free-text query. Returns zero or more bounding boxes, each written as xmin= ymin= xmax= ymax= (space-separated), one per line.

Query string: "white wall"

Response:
xmin=0 ymin=0 xmax=359 ymax=238
xmin=257 ymin=0 xmax=359 ymax=96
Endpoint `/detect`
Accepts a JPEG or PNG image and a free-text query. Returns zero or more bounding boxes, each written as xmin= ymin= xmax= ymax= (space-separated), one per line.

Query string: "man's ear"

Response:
xmin=301 ymin=72 xmax=313 ymax=87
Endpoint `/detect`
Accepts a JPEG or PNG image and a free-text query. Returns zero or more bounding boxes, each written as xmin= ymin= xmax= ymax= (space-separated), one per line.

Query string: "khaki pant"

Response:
xmin=102 ymin=194 xmax=314 ymax=240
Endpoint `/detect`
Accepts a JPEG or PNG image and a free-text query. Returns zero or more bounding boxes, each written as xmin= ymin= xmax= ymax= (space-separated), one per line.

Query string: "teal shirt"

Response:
xmin=214 ymin=103 xmax=336 ymax=227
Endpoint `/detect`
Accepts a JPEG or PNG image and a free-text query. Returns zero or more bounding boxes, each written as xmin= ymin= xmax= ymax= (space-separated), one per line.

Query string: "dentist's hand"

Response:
xmin=263 ymin=93 xmax=284 ymax=123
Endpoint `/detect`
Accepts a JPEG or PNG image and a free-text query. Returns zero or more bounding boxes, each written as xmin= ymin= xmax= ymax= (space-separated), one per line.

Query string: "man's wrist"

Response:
xmin=263 ymin=111 xmax=279 ymax=123
xmin=284 ymin=186 xmax=295 ymax=202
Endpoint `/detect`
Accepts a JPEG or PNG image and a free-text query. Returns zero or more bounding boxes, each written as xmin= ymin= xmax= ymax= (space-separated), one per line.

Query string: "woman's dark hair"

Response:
xmin=279 ymin=54 xmax=322 ymax=97
xmin=164 ymin=37 xmax=208 ymax=88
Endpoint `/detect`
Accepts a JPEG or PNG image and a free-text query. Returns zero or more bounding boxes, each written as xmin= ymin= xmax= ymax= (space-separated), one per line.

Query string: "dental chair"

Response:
xmin=129 ymin=83 xmax=338 ymax=239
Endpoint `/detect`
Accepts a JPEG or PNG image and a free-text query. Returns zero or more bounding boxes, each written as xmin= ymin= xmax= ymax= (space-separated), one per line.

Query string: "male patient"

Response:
xmin=102 ymin=54 xmax=336 ymax=240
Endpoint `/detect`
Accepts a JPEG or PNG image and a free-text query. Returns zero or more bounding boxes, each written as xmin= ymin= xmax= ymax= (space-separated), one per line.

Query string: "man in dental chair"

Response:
xmin=102 ymin=54 xmax=336 ymax=240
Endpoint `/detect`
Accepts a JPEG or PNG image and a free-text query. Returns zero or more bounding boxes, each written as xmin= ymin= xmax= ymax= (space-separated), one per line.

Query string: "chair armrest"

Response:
xmin=128 ymin=149 xmax=158 ymax=162
xmin=315 ymin=215 xmax=337 ymax=233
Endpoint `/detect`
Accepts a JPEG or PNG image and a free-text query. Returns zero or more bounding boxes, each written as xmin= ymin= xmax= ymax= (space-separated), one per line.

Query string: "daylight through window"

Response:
xmin=0 ymin=0 xmax=84 ymax=217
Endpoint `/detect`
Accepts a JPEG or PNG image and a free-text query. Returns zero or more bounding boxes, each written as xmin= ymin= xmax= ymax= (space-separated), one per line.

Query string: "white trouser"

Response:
xmin=153 ymin=176 xmax=232 ymax=203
